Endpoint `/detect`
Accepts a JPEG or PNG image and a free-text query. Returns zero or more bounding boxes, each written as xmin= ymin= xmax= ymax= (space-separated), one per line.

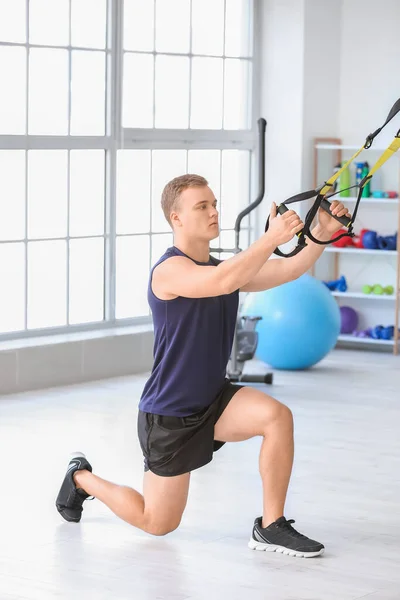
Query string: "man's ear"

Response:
xmin=170 ymin=211 xmax=181 ymax=228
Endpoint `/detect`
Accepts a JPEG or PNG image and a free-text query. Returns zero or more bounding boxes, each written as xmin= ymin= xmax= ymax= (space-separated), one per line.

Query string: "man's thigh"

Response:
xmin=143 ymin=470 xmax=191 ymax=532
xmin=214 ymin=386 xmax=290 ymax=442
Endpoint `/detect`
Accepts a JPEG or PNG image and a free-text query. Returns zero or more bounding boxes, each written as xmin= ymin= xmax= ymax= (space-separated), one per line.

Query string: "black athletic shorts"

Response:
xmin=137 ymin=380 xmax=243 ymax=477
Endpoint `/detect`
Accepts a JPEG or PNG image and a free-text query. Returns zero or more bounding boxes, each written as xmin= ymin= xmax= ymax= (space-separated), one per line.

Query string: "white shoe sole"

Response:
xmin=248 ymin=537 xmax=325 ymax=558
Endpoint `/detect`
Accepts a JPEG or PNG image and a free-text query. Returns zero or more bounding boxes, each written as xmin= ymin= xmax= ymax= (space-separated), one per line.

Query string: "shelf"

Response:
xmin=316 ymin=143 xmax=395 ymax=151
xmin=328 ymin=195 xmax=398 ymax=205
xmin=332 ymin=291 xmax=396 ymax=300
xmin=337 ymin=334 xmax=396 ymax=346
xmin=315 ymin=136 xmax=400 ymax=356
xmin=325 ymin=247 xmax=397 ymax=256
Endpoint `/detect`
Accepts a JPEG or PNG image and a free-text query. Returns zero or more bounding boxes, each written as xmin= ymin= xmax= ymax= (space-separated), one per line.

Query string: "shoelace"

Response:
xmin=277 ymin=519 xmax=307 ymax=539
xmin=70 ymin=490 xmax=94 ymax=510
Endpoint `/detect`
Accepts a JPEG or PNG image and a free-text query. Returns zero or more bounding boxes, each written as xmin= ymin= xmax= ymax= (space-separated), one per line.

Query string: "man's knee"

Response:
xmin=281 ymin=403 xmax=293 ymax=425
xmin=265 ymin=401 xmax=293 ymax=432
xmin=144 ymin=517 xmax=182 ymax=537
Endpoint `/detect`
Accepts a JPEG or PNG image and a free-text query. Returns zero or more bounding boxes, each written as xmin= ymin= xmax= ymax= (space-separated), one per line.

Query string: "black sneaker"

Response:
xmin=248 ymin=516 xmax=325 ymax=558
xmin=56 ymin=452 xmax=93 ymax=523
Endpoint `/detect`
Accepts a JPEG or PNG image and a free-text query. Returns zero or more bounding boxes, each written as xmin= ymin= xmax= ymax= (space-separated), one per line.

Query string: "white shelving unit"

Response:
xmin=332 ymin=291 xmax=396 ymax=301
xmin=331 ymin=196 xmax=399 ymax=205
xmin=337 ymin=334 xmax=394 ymax=346
xmin=325 ymin=247 xmax=397 ymax=256
xmin=313 ymin=138 xmax=400 ymax=354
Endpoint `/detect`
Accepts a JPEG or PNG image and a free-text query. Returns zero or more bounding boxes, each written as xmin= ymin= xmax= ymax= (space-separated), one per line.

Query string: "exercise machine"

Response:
xmin=211 ymin=118 xmax=273 ymax=385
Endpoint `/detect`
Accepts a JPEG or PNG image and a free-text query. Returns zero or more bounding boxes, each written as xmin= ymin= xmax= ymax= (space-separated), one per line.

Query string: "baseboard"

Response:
xmin=0 ymin=326 xmax=154 ymax=395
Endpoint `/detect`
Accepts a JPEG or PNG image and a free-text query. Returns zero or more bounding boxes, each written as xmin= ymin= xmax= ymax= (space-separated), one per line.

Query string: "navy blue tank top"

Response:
xmin=139 ymin=246 xmax=239 ymax=417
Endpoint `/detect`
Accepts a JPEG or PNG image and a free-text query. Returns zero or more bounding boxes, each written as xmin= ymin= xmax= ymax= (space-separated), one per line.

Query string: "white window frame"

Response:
xmin=0 ymin=0 xmax=260 ymax=342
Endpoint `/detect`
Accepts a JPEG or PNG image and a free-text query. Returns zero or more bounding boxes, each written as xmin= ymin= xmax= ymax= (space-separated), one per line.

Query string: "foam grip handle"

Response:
xmin=320 ymin=198 xmax=352 ymax=228
xmin=277 ymin=203 xmax=289 ymax=216
xmin=277 ymin=203 xmax=304 ymax=239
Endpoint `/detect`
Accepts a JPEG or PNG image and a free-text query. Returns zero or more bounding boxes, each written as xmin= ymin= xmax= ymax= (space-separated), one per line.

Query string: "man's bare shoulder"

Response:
xmin=152 ymin=256 xmax=193 ymax=300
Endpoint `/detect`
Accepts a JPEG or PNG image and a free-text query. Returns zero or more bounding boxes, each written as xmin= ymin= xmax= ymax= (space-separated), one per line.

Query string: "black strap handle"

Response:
xmin=319 ymin=199 xmax=352 ymax=228
xmin=264 ymin=197 xmax=353 ymax=257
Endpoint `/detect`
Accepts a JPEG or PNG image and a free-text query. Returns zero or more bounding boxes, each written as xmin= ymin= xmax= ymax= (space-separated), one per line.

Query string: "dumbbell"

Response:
xmin=352 ymin=228 xmax=369 ymax=249
xmin=353 ymin=329 xmax=371 ymax=338
xmin=370 ymin=325 xmax=394 ymax=340
xmin=332 ymin=229 xmax=354 ymax=248
xmin=362 ymin=284 xmax=394 ymax=295
xmin=362 ymin=230 xmax=378 ymax=249
xmin=377 ymin=233 xmax=397 ymax=251
xmin=324 ymin=275 xmax=348 ymax=292
xmin=353 ymin=325 xmax=400 ymax=340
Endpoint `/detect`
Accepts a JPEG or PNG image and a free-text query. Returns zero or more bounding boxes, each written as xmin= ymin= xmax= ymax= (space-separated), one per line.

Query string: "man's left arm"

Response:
xmin=241 ymin=201 xmax=350 ymax=292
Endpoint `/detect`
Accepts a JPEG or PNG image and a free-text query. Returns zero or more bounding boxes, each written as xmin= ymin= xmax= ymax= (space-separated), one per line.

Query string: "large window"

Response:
xmin=0 ymin=0 xmax=256 ymax=339
xmin=122 ymin=0 xmax=252 ymax=130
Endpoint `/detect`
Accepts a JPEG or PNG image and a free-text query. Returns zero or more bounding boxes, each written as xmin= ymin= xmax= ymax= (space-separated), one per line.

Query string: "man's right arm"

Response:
xmin=153 ymin=204 xmax=304 ymax=300
xmin=153 ymin=235 xmax=277 ymax=299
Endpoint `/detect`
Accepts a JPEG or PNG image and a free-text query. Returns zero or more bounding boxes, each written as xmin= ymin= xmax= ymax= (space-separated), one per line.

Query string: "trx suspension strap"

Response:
xmin=265 ymin=98 xmax=400 ymax=258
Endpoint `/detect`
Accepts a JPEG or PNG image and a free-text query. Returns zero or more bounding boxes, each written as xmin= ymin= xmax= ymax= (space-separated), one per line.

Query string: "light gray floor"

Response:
xmin=0 ymin=348 xmax=399 ymax=600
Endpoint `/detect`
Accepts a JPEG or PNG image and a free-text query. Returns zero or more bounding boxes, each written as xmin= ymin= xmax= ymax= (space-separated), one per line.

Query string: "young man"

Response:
xmin=56 ymin=174 xmax=350 ymax=558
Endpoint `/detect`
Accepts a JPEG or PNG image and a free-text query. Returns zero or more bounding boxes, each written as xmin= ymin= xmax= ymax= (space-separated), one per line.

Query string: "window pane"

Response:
xmin=70 ymin=151 xmax=105 ymax=237
xmin=221 ymin=151 xmax=250 ymax=229
xmin=124 ymin=0 xmax=154 ymax=51
xmin=219 ymin=229 xmax=236 ymax=259
xmin=0 ymin=47 xmax=26 ymax=135
xmin=0 ymin=0 xmax=26 ymax=43
xmin=70 ymin=50 xmax=106 ymax=136
xmin=155 ymin=55 xmax=189 ymax=129
xmin=0 ymin=151 xmax=25 ymax=241
xmin=187 ymin=150 xmax=221 ymax=200
xmin=69 ymin=238 xmax=104 ymax=325
xmin=123 ymin=53 xmax=154 ymax=128
xmin=28 ymin=240 xmax=67 ymax=329
xmin=116 ymin=236 xmax=149 ymax=318
xmin=155 ymin=0 xmax=190 ymax=54
xmin=191 ymin=58 xmax=223 ymax=129
xmin=191 ymin=0 xmax=224 ymax=57
xmin=117 ymin=150 xmax=151 ymax=234
xmin=28 ymin=151 xmax=68 ymax=239
xmin=224 ymin=59 xmax=251 ymax=129
xmin=225 ymin=0 xmax=252 ymax=57
xmin=0 ymin=243 xmax=25 ymax=333
xmin=239 ymin=227 xmax=250 ymax=251
xmin=71 ymin=0 xmax=107 ymax=49
xmin=28 ymin=48 xmax=68 ymax=135
xmin=151 ymin=150 xmax=187 ymax=232
xmin=151 ymin=233 xmax=173 ymax=266
xmin=29 ymin=0 xmax=69 ymax=46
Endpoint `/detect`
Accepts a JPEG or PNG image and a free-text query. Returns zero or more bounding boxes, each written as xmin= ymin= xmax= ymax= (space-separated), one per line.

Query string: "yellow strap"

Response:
xmin=319 ymin=146 xmax=365 ymax=196
xmin=365 ymin=137 xmax=400 ymax=179
xmin=319 ymin=136 xmax=400 ymax=197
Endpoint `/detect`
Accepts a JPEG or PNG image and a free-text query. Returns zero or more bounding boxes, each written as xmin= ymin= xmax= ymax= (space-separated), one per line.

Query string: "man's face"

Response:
xmin=172 ymin=185 xmax=220 ymax=240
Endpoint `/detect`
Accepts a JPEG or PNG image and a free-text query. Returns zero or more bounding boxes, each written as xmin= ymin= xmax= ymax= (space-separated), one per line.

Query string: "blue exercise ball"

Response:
xmin=241 ymin=274 xmax=340 ymax=370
